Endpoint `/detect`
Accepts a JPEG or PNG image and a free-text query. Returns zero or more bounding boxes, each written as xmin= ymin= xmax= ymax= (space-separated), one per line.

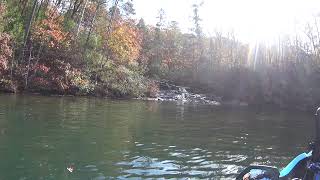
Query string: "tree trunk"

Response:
xmin=85 ymin=2 xmax=101 ymax=47
xmin=71 ymin=0 xmax=84 ymax=19
xmin=20 ymin=0 xmax=30 ymax=16
xmin=23 ymin=0 xmax=38 ymax=48
xmin=22 ymin=0 xmax=38 ymax=63
xmin=30 ymin=44 xmax=43 ymax=79
xmin=25 ymin=46 xmax=33 ymax=89
xmin=76 ymin=0 xmax=88 ymax=37
xmin=10 ymin=43 xmax=16 ymax=81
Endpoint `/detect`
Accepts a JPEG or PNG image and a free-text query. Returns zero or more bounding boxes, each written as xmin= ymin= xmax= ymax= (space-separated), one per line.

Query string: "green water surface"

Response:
xmin=0 ymin=94 xmax=314 ymax=179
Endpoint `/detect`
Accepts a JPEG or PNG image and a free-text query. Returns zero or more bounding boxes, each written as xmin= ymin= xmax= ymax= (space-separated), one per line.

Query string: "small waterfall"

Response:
xmin=179 ymin=87 xmax=187 ymax=101
xmin=152 ymin=82 xmax=221 ymax=105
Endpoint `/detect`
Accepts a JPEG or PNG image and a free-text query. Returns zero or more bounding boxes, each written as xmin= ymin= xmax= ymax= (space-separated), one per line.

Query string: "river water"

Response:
xmin=0 ymin=94 xmax=314 ymax=179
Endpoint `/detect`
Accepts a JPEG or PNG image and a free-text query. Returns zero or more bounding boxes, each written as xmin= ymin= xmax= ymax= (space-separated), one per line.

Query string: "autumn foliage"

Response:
xmin=107 ymin=22 xmax=141 ymax=63
xmin=32 ymin=7 xmax=70 ymax=48
xmin=0 ymin=4 xmax=12 ymax=72
xmin=0 ymin=33 xmax=12 ymax=71
xmin=2 ymin=0 xmax=320 ymax=110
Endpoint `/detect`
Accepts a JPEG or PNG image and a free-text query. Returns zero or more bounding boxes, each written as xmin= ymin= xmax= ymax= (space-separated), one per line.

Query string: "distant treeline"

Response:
xmin=0 ymin=0 xmax=320 ymax=110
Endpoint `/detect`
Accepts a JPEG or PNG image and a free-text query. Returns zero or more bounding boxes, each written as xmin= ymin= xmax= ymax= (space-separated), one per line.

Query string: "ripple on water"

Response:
xmin=0 ymin=95 xmax=312 ymax=180
xmin=114 ymin=142 xmax=245 ymax=178
xmin=220 ymin=154 xmax=248 ymax=163
xmin=92 ymin=174 xmax=106 ymax=180
xmin=84 ymin=164 xmax=99 ymax=172
xmin=187 ymin=159 xmax=206 ymax=164
xmin=169 ymin=152 xmax=189 ymax=158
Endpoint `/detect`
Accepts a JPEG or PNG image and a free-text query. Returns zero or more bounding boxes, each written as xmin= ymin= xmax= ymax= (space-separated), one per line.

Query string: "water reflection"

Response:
xmin=0 ymin=94 xmax=314 ymax=179
xmin=115 ymin=142 xmax=244 ymax=179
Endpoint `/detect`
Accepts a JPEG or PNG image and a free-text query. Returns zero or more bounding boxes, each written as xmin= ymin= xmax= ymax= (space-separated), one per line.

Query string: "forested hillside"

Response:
xmin=1 ymin=0 xmax=320 ymax=110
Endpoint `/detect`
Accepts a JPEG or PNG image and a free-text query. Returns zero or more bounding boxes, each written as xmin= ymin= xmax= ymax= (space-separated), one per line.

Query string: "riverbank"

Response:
xmin=1 ymin=79 xmax=317 ymax=112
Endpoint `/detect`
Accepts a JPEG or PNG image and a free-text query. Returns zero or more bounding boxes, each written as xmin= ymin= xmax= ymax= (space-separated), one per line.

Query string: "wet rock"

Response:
xmin=154 ymin=82 xmax=222 ymax=105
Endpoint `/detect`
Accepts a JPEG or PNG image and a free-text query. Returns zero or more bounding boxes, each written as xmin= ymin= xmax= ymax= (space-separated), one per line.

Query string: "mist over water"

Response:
xmin=0 ymin=94 xmax=313 ymax=179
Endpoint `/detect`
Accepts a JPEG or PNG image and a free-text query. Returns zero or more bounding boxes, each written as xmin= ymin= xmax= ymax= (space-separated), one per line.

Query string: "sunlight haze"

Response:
xmin=134 ymin=0 xmax=320 ymax=43
xmin=3 ymin=1 xmax=320 ymax=179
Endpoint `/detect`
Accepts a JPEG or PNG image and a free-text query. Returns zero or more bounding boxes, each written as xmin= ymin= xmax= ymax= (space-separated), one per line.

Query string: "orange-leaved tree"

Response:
xmin=32 ymin=6 xmax=70 ymax=49
xmin=106 ymin=22 xmax=141 ymax=64
xmin=0 ymin=33 xmax=12 ymax=72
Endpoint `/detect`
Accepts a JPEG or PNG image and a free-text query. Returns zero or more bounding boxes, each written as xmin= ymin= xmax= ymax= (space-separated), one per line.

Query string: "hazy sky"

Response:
xmin=133 ymin=0 xmax=320 ymax=43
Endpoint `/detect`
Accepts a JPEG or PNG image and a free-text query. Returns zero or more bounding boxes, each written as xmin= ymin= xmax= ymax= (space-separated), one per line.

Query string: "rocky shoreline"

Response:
xmin=138 ymin=81 xmax=251 ymax=107
xmin=0 ymin=79 xmax=253 ymax=107
xmin=7 ymin=80 xmax=316 ymax=110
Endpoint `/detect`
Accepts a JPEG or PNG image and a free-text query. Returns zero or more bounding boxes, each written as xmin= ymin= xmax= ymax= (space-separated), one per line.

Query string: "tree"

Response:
xmin=0 ymin=33 xmax=12 ymax=73
xmin=191 ymin=1 xmax=204 ymax=81
xmin=191 ymin=1 xmax=203 ymax=38
xmin=75 ymin=0 xmax=88 ymax=37
xmin=121 ymin=0 xmax=135 ymax=18
xmin=107 ymin=22 xmax=141 ymax=63
xmin=148 ymin=8 xmax=166 ymax=78
xmin=23 ymin=0 xmax=38 ymax=49
xmin=32 ymin=6 xmax=69 ymax=49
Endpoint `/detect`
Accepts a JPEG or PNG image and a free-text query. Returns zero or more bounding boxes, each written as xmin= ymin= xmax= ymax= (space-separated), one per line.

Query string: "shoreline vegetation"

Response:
xmin=1 ymin=1 xmax=320 ymax=111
